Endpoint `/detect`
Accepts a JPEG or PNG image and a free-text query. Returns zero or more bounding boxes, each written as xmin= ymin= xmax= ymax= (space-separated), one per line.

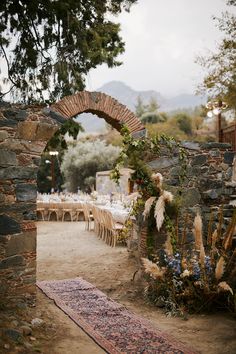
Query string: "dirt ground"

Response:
xmin=36 ymin=221 xmax=236 ymax=354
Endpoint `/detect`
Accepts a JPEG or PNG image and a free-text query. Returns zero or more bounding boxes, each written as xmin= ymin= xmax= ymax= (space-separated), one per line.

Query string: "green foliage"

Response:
xmin=148 ymin=97 xmax=160 ymax=112
xmin=37 ymin=119 xmax=84 ymax=192
xmin=135 ymin=96 xmax=160 ymax=119
xmin=0 ymin=0 xmax=137 ymax=102
xmin=135 ymin=96 xmax=147 ymax=117
xmin=141 ymin=111 xmax=168 ymax=125
xmin=197 ymin=0 xmax=236 ymax=110
xmin=173 ymin=113 xmax=193 ymax=136
xmin=111 ymin=125 xmax=187 ymax=196
xmin=61 ymin=139 xmax=120 ymax=192
xmin=46 ymin=119 xmax=84 ymax=152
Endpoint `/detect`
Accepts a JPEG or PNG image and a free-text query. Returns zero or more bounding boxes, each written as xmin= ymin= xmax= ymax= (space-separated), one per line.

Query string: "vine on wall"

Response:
xmin=111 ymin=125 xmax=187 ymax=257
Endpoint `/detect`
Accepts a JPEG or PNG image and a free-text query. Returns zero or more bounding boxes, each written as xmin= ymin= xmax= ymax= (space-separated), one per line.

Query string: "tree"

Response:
xmin=197 ymin=0 xmax=236 ymax=110
xmin=135 ymin=95 xmax=161 ymax=119
xmin=148 ymin=97 xmax=160 ymax=112
xmin=135 ymin=96 xmax=146 ymax=117
xmin=141 ymin=111 xmax=168 ymax=125
xmin=173 ymin=113 xmax=193 ymax=136
xmin=0 ymin=0 xmax=137 ymax=102
xmin=61 ymin=140 xmax=120 ymax=192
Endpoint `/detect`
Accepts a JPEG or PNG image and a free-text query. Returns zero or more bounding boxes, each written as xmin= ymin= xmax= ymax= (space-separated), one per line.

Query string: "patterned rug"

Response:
xmin=37 ymin=278 xmax=196 ymax=354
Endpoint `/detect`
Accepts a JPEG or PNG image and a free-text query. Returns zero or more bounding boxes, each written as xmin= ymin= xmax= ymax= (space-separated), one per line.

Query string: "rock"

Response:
xmin=201 ymin=142 xmax=231 ymax=149
xmin=203 ymin=189 xmax=222 ymax=200
xmin=0 ymin=215 xmax=21 ymax=236
xmin=30 ymin=336 xmax=36 ymax=341
xmin=20 ymin=325 xmax=32 ymax=336
xmin=16 ymin=184 xmax=37 ymax=202
xmin=199 ymin=178 xmax=223 ymax=190
xmin=0 ymin=255 xmax=26 ymax=269
xmin=148 ymin=156 xmax=179 ymax=170
xmin=180 ymin=141 xmax=200 ymax=150
xmin=45 ymin=108 xmax=67 ymax=124
xmin=191 ymin=154 xmax=207 ymax=166
xmin=31 ymin=318 xmax=44 ymax=327
xmin=0 ymin=118 xmax=18 ymax=127
xmin=16 ymin=110 xmax=28 ymax=121
xmin=4 ymin=344 xmax=10 ymax=349
xmin=209 ymin=149 xmax=220 ymax=157
xmin=182 ymin=188 xmax=201 ymax=207
xmin=0 ymin=149 xmax=17 ymax=167
xmin=17 ymin=121 xmax=38 ymax=140
xmin=4 ymin=329 xmax=22 ymax=342
xmin=0 ymin=166 xmax=38 ymax=180
xmin=224 ymin=151 xmax=235 ymax=165
xmin=0 ymin=131 xmax=8 ymax=141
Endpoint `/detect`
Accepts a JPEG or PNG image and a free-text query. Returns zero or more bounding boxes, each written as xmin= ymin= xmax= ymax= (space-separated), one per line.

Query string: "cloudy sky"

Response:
xmin=86 ymin=0 xmax=233 ymax=97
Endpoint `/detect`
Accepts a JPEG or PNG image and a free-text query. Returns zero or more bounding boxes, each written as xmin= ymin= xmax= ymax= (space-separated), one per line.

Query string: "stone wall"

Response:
xmin=0 ymin=102 xmax=61 ymax=309
xmin=0 ymin=96 xmax=144 ymax=309
xmin=132 ymin=141 xmax=236 ymax=258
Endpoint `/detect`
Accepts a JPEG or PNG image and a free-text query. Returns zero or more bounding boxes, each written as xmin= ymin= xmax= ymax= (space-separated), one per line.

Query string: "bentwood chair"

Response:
xmin=83 ymin=204 xmax=94 ymax=231
xmin=105 ymin=211 xmax=123 ymax=247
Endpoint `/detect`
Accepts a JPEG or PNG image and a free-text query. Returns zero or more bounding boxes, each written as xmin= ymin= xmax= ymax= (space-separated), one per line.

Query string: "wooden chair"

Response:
xmin=36 ymin=202 xmax=45 ymax=221
xmin=105 ymin=211 xmax=123 ymax=247
xmin=91 ymin=206 xmax=99 ymax=235
xmin=62 ymin=203 xmax=74 ymax=221
xmin=75 ymin=202 xmax=85 ymax=221
xmin=48 ymin=203 xmax=60 ymax=221
xmin=83 ymin=204 xmax=94 ymax=230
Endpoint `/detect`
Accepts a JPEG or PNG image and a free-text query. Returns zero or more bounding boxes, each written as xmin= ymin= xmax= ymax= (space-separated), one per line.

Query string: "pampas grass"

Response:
xmin=223 ymin=210 xmax=236 ymax=250
xmin=200 ymin=245 xmax=206 ymax=269
xmin=215 ymin=256 xmax=225 ymax=280
xmin=142 ymin=258 xmax=165 ymax=279
xmin=211 ymin=229 xmax=218 ymax=248
xmin=151 ymin=172 xmax=163 ymax=189
xmin=164 ymin=233 xmax=173 ymax=256
xmin=154 ymin=191 xmax=173 ymax=231
xmin=193 ymin=213 xmax=203 ymax=250
xmin=143 ymin=197 xmax=156 ymax=220
xmin=218 ymin=281 xmax=233 ymax=295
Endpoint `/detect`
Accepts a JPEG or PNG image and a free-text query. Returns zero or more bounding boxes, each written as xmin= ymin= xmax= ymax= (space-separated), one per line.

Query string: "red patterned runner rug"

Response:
xmin=37 ymin=278 xmax=196 ymax=354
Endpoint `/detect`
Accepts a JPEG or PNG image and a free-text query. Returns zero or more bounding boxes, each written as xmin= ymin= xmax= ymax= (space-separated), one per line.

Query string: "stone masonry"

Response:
xmin=0 ymin=93 xmax=145 ymax=309
xmin=134 ymin=141 xmax=236 ymax=258
xmin=0 ymin=94 xmax=235 ymax=307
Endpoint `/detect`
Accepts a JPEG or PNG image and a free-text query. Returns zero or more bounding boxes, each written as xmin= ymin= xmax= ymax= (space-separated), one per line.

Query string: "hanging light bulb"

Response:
xmin=213 ymin=108 xmax=220 ymax=115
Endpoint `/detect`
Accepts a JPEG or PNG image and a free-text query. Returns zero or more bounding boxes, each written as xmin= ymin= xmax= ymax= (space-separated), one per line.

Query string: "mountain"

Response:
xmin=76 ymin=81 xmax=206 ymax=132
xmin=97 ymin=81 xmax=165 ymax=112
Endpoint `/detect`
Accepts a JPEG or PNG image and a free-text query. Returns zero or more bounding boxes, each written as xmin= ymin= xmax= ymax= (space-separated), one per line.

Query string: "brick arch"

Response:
xmin=50 ymin=91 xmax=145 ymax=136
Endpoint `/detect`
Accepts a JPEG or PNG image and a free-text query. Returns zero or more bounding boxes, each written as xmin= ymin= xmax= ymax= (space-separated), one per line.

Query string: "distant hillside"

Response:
xmin=76 ymin=81 xmax=206 ymax=132
xmin=98 ymin=81 xmax=165 ymax=111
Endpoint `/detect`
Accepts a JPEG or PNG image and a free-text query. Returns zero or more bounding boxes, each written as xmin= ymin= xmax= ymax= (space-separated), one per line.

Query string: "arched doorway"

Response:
xmin=0 ymin=92 xmax=145 ymax=308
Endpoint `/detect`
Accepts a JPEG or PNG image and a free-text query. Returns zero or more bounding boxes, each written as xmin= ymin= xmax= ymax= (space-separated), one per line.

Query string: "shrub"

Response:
xmin=142 ymin=211 xmax=236 ymax=315
xmin=61 ymin=139 xmax=120 ymax=192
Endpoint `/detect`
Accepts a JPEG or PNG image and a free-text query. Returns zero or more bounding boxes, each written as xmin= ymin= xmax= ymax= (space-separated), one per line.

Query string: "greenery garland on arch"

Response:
xmin=111 ymin=125 xmax=188 ymax=257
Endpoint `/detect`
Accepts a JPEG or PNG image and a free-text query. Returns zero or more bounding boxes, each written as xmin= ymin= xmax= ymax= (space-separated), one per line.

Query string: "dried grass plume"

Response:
xmin=143 ymin=197 xmax=156 ymax=220
xmin=215 ymin=256 xmax=225 ymax=280
xmin=164 ymin=233 xmax=173 ymax=256
xmin=217 ymin=281 xmax=233 ymax=295
xmin=154 ymin=191 xmax=173 ymax=231
xmin=151 ymin=172 xmax=163 ymax=189
xmin=142 ymin=258 xmax=165 ymax=279
xmin=193 ymin=213 xmax=203 ymax=250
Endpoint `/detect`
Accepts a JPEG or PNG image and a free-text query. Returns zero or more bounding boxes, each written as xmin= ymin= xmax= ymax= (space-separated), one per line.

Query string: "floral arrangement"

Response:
xmin=142 ymin=211 xmax=236 ymax=315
